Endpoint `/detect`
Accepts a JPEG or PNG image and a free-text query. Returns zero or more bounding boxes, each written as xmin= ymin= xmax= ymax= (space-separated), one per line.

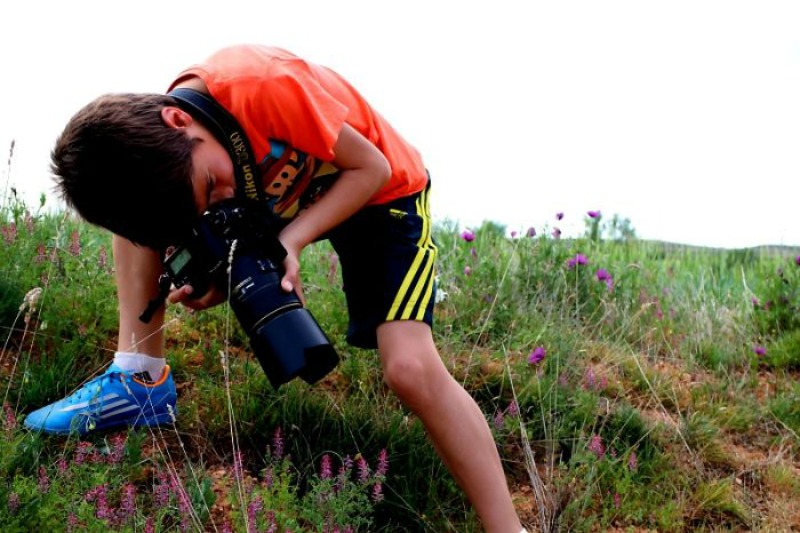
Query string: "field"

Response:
xmin=1 ymin=185 xmax=799 ymax=532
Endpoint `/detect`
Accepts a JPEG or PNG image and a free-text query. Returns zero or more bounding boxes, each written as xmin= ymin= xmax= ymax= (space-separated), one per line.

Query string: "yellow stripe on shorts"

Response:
xmin=386 ymin=186 xmax=438 ymax=321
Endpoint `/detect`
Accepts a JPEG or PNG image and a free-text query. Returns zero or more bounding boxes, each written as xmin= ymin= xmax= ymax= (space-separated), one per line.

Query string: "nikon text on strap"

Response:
xmin=168 ymin=88 xmax=266 ymax=203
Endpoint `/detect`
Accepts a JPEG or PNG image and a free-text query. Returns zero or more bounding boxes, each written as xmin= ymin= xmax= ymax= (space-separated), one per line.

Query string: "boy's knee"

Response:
xmin=381 ymin=351 xmax=447 ymax=411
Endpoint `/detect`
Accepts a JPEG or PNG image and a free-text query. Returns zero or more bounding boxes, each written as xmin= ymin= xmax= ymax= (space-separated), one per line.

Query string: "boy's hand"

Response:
xmin=167 ymin=283 xmax=226 ymax=311
xmin=278 ymin=235 xmax=306 ymax=305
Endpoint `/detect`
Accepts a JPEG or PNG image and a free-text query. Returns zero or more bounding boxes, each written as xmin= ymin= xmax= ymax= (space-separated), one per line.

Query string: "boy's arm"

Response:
xmin=277 ymin=123 xmax=391 ymax=294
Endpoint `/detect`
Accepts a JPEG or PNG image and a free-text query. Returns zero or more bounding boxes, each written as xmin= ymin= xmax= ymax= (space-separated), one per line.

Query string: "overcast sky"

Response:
xmin=1 ymin=1 xmax=799 ymax=248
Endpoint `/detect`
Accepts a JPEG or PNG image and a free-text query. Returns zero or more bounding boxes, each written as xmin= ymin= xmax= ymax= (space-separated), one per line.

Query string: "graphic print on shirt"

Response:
xmin=258 ymin=140 xmax=341 ymax=219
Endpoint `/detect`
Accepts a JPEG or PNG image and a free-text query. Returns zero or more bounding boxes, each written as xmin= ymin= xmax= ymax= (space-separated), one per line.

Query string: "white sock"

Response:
xmin=113 ymin=352 xmax=166 ymax=381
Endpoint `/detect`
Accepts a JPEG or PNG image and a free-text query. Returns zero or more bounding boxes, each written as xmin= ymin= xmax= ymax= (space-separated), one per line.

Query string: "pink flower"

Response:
xmin=3 ymin=402 xmax=16 ymax=430
xmin=552 ymin=227 xmax=561 ymax=239
xmin=464 ymin=266 xmax=472 ymax=276
xmin=69 ymin=230 xmax=81 ymax=256
xmin=272 ymin=426 xmax=284 ymax=460
xmin=356 ymin=455 xmax=370 ymax=484
xmin=320 ymin=453 xmax=333 ymax=479
xmin=372 ymin=481 xmax=385 ymax=502
xmin=567 ymin=254 xmax=588 ymax=269
xmin=754 ymin=345 xmax=767 ymax=356
xmin=596 ymin=268 xmax=614 ymax=290
xmin=587 ymin=210 xmax=601 ymax=219
xmin=38 ymin=466 xmax=50 ymax=493
xmin=493 ymin=410 xmax=505 ymax=429
xmin=460 ymin=229 xmax=475 ymax=242
xmin=528 ymin=347 xmax=546 ymax=366
xmin=628 ymin=451 xmax=638 ymax=472
xmin=588 ymin=434 xmax=605 ymax=458
xmin=556 ymin=212 xmax=564 ymax=220
xmin=526 ymin=227 xmax=536 ymax=238
xmin=376 ymin=449 xmax=389 ymax=478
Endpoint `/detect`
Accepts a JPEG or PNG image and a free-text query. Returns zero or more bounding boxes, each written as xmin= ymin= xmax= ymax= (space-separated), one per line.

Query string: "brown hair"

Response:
xmin=52 ymin=93 xmax=197 ymax=250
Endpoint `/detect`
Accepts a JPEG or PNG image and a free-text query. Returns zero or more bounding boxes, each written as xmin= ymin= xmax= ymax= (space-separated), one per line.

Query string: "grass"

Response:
xmin=1 ymin=177 xmax=799 ymax=531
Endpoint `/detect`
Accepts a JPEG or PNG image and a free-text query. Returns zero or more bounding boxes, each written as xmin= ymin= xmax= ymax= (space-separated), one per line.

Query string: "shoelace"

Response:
xmin=67 ymin=370 xmax=127 ymax=404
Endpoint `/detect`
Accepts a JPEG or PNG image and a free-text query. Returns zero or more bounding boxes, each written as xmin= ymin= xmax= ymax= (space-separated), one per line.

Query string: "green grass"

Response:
xmin=2 ymin=185 xmax=800 ymax=532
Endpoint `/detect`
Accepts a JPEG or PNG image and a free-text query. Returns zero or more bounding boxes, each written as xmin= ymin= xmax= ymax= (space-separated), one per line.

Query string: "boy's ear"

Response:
xmin=161 ymin=106 xmax=194 ymax=129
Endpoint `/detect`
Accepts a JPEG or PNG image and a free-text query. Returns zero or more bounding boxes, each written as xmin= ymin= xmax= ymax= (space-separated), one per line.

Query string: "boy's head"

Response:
xmin=52 ymin=93 xmax=199 ymax=250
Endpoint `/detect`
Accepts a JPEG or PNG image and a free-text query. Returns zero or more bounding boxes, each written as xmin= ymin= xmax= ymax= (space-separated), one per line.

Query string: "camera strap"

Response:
xmin=140 ymin=88 xmax=268 ymax=324
xmin=168 ymin=88 xmax=266 ymax=203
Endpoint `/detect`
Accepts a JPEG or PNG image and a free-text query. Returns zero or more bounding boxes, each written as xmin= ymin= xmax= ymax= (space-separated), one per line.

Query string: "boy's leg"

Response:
xmin=113 ymin=235 xmax=166 ymax=356
xmin=377 ymin=320 xmax=523 ymax=533
xmin=23 ymin=237 xmax=175 ymax=435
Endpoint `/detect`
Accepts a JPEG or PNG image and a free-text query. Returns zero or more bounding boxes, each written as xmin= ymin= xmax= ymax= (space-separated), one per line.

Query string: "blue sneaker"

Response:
xmin=23 ymin=364 xmax=177 ymax=436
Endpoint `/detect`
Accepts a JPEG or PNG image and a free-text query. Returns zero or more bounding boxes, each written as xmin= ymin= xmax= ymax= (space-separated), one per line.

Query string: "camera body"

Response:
xmin=163 ymin=198 xmax=339 ymax=388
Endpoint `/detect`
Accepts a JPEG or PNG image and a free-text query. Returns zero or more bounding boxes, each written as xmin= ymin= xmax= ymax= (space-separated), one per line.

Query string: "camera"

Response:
xmin=160 ymin=198 xmax=339 ymax=388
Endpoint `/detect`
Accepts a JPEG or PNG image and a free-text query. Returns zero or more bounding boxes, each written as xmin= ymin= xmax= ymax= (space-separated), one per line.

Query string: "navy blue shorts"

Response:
xmin=327 ymin=179 xmax=438 ymax=349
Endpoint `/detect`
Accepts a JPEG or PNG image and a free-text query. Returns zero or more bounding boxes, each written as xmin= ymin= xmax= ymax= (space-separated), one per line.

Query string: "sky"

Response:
xmin=1 ymin=1 xmax=799 ymax=249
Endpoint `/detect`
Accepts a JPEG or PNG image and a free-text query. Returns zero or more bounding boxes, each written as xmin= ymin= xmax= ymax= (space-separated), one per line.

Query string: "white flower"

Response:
xmin=20 ymin=287 xmax=43 ymax=312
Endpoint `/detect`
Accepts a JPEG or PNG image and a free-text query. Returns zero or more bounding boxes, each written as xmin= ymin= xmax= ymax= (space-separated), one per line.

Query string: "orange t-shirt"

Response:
xmin=169 ymin=44 xmax=428 ymax=220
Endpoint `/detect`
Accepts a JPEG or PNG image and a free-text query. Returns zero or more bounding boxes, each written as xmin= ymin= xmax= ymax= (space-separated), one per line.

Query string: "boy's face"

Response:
xmin=187 ymin=122 xmax=235 ymax=214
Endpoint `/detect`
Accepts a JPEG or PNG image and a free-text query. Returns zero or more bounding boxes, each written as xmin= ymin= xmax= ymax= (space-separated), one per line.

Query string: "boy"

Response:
xmin=26 ymin=45 xmax=526 ymax=533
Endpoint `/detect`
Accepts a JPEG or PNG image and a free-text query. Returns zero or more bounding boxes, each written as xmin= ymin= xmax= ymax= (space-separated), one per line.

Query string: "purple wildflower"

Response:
xmin=628 ymin=451 xmax=638 ymax=472
xmin=67 ymin=514 xmax=80 ymax=533
xmin=35 ymin=243 xmax=47 ymax=264
xmin=74 ymin=441 xmax=93 ymax=465
xmin=144 ymin=517 xmax=155 ymax=533
xmin=376 ymin=449 xmax=389 ymax=478
xmin=596 ymin=268 xmax=614 ymax=291
xmin=567 ymin=254 xmax=588 ymax=269
xmin=108 ymin=433 xmax=127 ymax=464
xmin=24 ymin=211 xmax=34 ymax=233
xmin=320 ymin=454 xmax=333 ymax=479
xmin=118 ymin=483 xmax=137 ymax=522
xmin=493 ymin=410 xmax=505 ymax=430
xmin=247 ymin=496 xmax=263 ymax=533
xmin=356 ymin=455 xmax=370 ymax=484
xmin=754 ymin=345 xmax=767 ymax=356
xmin=552 ymin=227 xmax=561 ymax=239
xmin=588 ymin=434 xmax=605 ymax=458
xmin=796 ymin=255 xmax=800 ymax=266
xmin=272 ymin=427 xmax=284 ymax=460
xmin=263 ymin=466 xmax=274 ymax=489
xmin=471 ymin=247 xmax=478 ymax=259
xmin=460 ymin=229 xmax=475 ymax=242
xmin=69 ymin=230 xmax=81 ymax=256
xmin=8 ymin=492 xmax=19 ymax=514
xmin=587 ymin=210 xmax=601 ymax=219
xmin=154 ymin=471 xmax=172 ymax=507
xmin=57 ymin=457 xmax=69 ymax=475
xmin=507 ymin=400 xmax=520 ymax=417
xmin=584 ymin=367 xmax=596 ymax=390
xmin=1 ymin=223 xmax=17 ymax=244
xmin=528 ymin=347 xmax=546 ymax=366
xmin=751 ymin=297 xmax=760 ymax=307
xmin=86 ymin=484 xmax=112 ymax=520
xmin=38 ymin=466 xmax=50 ymax=493
xmin=3 ymin=402 xmax=16 ymax=430
xmin=510 ymin=230 xmax=518 ymax=238
xmin=372 ymin=481 xmax=384 ymax=502
xmin=614 ymin=492 xmax=621 ymax=508
xmin=556 ymin=212 xmax=564 ymax=220
xmin=464 ymin=266 xmax=472 ymax=276
xmin=526 ymin=227 xmax=536 ymax=238
xmin=98 ymin=246 xmax=108 ymax=270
